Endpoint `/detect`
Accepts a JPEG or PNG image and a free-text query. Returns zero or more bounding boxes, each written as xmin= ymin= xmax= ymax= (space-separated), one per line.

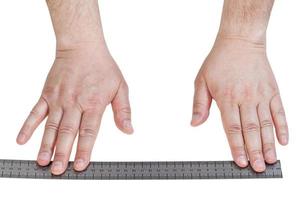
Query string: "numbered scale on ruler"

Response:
xmin=0 ymin=159 xmax=282 ymax=180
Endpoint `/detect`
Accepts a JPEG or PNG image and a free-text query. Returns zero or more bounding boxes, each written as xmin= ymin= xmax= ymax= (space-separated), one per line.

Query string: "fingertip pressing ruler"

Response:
xmin=0 ymin=159 xmax=282 ymax=180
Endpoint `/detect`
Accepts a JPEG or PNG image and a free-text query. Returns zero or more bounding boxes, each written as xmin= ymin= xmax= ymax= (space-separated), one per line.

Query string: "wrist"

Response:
xmin=218 ymin=0 xmax=273 ymax=45
xmin=213 ymin=34 xmax=267 ymax=53
xmin=55 ymin=33 xmax=107 ymax=51
xmin=218 ymin=25 xmax=267 ymax=45
xmin=215 ymin=32 xmax=266 ymax=47
xmin=47 ymin=0 xmax=105 ymax=50
xmin=54 ymin=35 xmax=111 ymax=60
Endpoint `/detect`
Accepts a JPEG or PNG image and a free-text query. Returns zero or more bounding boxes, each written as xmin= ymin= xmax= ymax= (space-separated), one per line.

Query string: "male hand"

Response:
xmin=191 ymin=37 xmax=288 ymax=172
xmin=17 ymin=42 xmax=133 ymax=175
xmin=16 ymin=0 xmax=133 ymax=175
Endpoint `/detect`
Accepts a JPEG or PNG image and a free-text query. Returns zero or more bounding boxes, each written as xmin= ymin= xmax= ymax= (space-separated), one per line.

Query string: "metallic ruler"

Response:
xmin=0 ymin=159 xmax=282 ymax=180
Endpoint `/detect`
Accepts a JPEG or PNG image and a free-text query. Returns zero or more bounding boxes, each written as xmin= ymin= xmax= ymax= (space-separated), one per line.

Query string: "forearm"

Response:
xmin=46 ymin=0 xmax=105 ymax=48
xmin=218 ymin=0 xmax=274 ymax=43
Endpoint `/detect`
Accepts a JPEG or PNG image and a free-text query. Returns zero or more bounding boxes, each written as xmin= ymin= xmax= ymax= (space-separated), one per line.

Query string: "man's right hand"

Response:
xmin=17 ymin=42 xmax=133 ymax=175
xmin=16 ymin=0 xmax=133 ymax=175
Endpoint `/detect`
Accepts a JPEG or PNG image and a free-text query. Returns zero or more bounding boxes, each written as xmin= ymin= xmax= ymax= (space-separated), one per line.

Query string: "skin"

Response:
xmin=16 ymin=0 xmax=133 ymax=175
xmin=16 ymin=0 xmax=288 ymax=175
xmin=191 ymin=0 xmax=288 ymax=172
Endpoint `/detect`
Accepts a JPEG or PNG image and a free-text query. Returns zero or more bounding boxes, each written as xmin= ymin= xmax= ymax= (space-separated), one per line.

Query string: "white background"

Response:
xmin=0 ymin=0 xmax=299 ymax=199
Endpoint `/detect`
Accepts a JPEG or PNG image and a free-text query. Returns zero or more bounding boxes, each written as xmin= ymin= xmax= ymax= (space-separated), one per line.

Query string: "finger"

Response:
xmin=74 ymin=108 xmax=104 ymax=171
xmin=191 ymin=76 xmax=212 ymax=126
xmin=270 ymin=94 xmax=289 ymax=145
xmin=17 ymin=98 xmax=48 ymax=145
xmin=258 ymin=103 xmax=277 ymax=164
xmin=37 ymin=108 xmax=63 ymax=166
xmin=51 ymin=108 xmax=82 ymax=175
xmin=219 ymin=102 xmax=248 ymax=168
xmin=112 ymin=82 xmax=133 ymax=134
xmin=240 ymin=103 xmax=265 ymax=172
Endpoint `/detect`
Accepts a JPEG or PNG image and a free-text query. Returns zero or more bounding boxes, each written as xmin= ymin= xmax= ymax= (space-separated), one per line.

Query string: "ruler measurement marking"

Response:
xmin=0 ymin=160 xmax=282 ymax=180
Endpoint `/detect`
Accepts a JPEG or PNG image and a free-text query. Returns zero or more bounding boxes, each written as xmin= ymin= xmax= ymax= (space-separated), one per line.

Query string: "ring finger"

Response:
xmin=240 ymin=103 xmax=265 ymax=172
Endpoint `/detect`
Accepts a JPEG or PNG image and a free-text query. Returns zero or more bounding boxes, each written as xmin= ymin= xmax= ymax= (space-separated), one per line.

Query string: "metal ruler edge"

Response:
xmin=0 ymin=159 xmax=282 ymax=180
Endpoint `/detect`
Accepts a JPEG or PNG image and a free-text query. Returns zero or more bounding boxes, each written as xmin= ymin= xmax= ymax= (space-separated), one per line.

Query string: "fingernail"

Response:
xmin=38 ymin=152 xmax=50 ymax=161
xmin=75 ymin=159 xmax=86 ymax=170
xmin=281 ymin=135 xmax=289 ymax=145
xmin=237 ymin=156 xmax=248 ymax=167
xmin=123 ymin=120 xmax=133 ymax=132
xmin=253 ymin=159 xmax=266 ymax=172
xmin=52 ymin=161 xmax=63 ymax=172
xmin=265 ymin=150 xmax=277 ymax=163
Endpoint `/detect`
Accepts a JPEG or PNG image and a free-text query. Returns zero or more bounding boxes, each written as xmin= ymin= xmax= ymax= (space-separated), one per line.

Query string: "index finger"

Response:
xmin=17 ymin=98 xmax=48 ymax=144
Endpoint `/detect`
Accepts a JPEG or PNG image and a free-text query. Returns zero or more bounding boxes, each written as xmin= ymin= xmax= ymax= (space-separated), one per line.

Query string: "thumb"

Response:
xmin=111 ymin=81 xmax=134 ymax=134
xmin=191 ymin=76 xmax=212 ymax=126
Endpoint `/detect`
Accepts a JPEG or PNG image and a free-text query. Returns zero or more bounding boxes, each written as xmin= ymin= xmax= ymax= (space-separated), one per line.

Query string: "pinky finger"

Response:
xmin=270 ymin=94 xmax=289 ymax=145
xmin=17 ymin=98 xmax=48 ymax=145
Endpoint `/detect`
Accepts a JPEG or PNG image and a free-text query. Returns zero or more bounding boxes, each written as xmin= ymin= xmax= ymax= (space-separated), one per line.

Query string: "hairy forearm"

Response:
xmin=46 ymin=0 xmax=105 ymax=48
xmin=218 ymin=0 xmax=274 ymax=43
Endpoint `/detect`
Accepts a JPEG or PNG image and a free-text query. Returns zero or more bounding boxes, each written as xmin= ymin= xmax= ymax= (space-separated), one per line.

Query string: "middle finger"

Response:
xmin=240 ymin=103 xmax=265 ymax=172
xmin=51 ymin=107 xmax=82 ymax=175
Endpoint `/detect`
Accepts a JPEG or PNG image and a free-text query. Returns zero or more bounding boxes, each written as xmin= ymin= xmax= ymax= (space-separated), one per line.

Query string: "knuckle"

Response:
xmin=76 ymin=149 xmax=91 ymax=157
xmin=194 ymin=78 xmax=200 ymax=88
xmin=40 ymin=143 xmax=53 ymax=151
xmin=220 ymin=87 xmax=233 ymax=99
xmin=62 ymin=96 xmax=77 ymax=106
xmin=56 ymin=89 xmax=78 ymax=105
xmin=278 ymin=124 xmax=289 ymax=133
xmin=29 ymin=109 xmax=41 ymax=119
xmin=45 ymin=122 xmax=60 ymax=132
xmin=85 ymin=94 xmax=106 ymax=108
xmin=114 ymin=106 xmax=131 ymax=120
xmin=216 ymin=88 xmax=240 ymax=103
xmin=193 ymin=74 xmax=205 ymax=88
xmin=59 ymin=125 xmax=76 ymax=135
xmin=193 ymin=102 xmax=206 ymax=110
xmin=271 ymin=92 xmax=281 ymax=102
xmin=42 ymin=86 xmax=57 ymax=96
xmin=40 ymin=96 xmax=50 ymax=106
xmin=241 ymin=85 xmax=254 ymax=99
xmin=226 ymin=124 xmax=242 ymax=135
xmin=231 ymin=146 xmax=245 ymax=154
xmin=249 ymin=149 xmax=263 ymax=156
xmin=79 ymin=128 xmax=97 ymax=138
xmin=276 ymin=107 xmax=286 ymax=117
xmin=118 ymin=107 xmax=131 ymax=115
xmin=263 ymin=142 xmax=275 ymax=152
xmin=260 ymin=119 xmax=273 ymax=129
xmin=257 ymin=82 xmax=277 ymax=98
xmin=20 ymin=124 xmax=31 ymax=134
xmin=266 ymin=82 xmax=279 ymax=94
xmin=243 ymin=123 xmax=260 ymax=134
xmin=54 ymin=152 xmax=66 ymax=160
xmin=121 ymin=81 xmax=129 ymax=92
xmin=42 ymin=88 xmax=59 ymax=101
